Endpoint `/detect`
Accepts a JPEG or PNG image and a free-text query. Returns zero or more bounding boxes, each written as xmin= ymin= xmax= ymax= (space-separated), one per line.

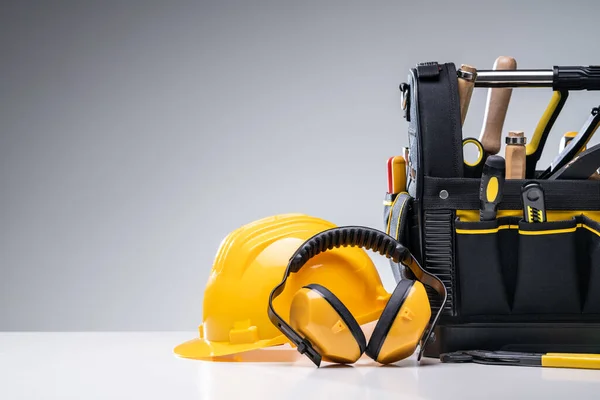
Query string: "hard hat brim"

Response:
xmin=173 ymin=334 xmax=288 ymax=360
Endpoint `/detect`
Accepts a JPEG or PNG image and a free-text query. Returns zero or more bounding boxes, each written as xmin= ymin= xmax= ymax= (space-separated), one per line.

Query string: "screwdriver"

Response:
xmin=479 ymin=155 xmax=506 ymax=221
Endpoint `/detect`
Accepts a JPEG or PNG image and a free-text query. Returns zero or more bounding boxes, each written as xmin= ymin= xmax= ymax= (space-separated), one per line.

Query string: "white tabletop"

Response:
xmin=1 ymin=332 xmax=600 ymax=399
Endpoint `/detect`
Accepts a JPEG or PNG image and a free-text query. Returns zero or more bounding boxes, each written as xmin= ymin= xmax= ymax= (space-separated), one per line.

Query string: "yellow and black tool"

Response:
xmin=522 ymin=182 xmax=546 ymax=223
xmin=463 ymin=137 xmax=486 ymax=178
xmin=479 ymin=155 xmax=505 ymax=221
xmin=525 ymin=91 xmax=569 ymax=178
xmin=539 ymin=106 xmax=600 ymax=179
xmin=440 ymin=350 xmax=600 ymax=370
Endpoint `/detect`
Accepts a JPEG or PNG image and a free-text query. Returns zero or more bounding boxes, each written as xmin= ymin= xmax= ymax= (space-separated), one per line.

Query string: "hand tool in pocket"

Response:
xmin=525 ymin=91 xmax=569 ymax=178
xmin=387 ymin=156 xmax=407 ymax=194
xmin=548 ymin=142 xmax=600 ymax=180
xmin=505 ymin=131 xmax=526 ymax=179
xmin=479 ymin=56 xmax=517 ymax=155
xmin=462 ymin=137 xmax=486 ymax=178
xmin=268 ymin=226 xmax=447 ymax=367
xmin=387 ymin=157 xmax=395 ymax=193
xmin=479 ymin=155 xmax=505 ymax=221
xmin=539 ymin=106 xmax=600 ymax=179
xmin=522 ymin=182 xmax=546 ymax=223
xmin=457 ymin=64 xmax=477 ymax=125
xmin=440 ymin=350 xmax=600 ymax=370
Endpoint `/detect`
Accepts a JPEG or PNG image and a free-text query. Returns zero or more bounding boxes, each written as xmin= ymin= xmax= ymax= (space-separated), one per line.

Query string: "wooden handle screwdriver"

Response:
xmin=479 ymin=56 xmax=517 ymax=155
xmin=457 ymin=64 xmax=478 ymax=125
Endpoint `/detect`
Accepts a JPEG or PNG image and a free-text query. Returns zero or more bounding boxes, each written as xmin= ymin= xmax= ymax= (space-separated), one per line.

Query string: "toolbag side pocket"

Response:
xmin=455 ymin=217 xmax=515 ymax=315
xmin=581 ymin=216 xmax=600 ymax=314
xmin=512 ymin=218 xmax=580 ymax=314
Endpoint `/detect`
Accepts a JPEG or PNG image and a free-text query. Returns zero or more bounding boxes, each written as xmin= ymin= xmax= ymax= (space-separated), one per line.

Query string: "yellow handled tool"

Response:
xmin=479 ymin=155 xmax=505 ymax=221
xmin=441 ymin=350 xmax=600 ymax=370
xmin=525 ymin=91 xmax=569 ymax=177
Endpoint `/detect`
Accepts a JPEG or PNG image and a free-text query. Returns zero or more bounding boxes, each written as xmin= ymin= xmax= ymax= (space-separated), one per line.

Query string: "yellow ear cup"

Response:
xmin=366 ymin=280 xmax=431 ymax=364
xmin=289 ymin=285 xmax=366 ymax=364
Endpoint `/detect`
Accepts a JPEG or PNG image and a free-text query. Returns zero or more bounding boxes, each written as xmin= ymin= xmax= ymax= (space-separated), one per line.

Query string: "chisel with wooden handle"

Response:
xmin=479 ymin=56 xmax=517 ymax=155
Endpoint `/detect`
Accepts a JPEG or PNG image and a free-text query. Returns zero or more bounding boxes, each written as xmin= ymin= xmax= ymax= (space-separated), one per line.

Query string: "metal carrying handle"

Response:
xmin=473 ymin=66 xmax=600 ymax=90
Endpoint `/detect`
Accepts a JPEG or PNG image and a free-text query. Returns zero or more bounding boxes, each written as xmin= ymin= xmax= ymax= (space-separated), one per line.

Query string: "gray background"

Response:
xmin=2 ymin=0 xmax=599 ymax=331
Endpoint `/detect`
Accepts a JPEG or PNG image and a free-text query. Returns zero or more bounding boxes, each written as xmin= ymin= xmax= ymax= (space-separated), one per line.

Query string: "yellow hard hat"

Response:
xmin=174 ymin=213 xmax=391 ymax=360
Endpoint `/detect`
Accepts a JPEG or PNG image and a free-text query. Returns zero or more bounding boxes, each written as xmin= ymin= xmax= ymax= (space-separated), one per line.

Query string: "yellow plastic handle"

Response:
xmin=542 ymin=353 xmax=600 ymax=370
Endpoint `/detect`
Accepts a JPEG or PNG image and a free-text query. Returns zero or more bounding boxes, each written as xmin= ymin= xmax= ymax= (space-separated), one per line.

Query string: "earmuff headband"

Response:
xmin=267 ymin=226 xmax=447 ymax=367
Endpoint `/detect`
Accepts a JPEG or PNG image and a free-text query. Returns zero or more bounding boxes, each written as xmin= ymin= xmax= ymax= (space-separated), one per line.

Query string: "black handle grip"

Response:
xmin=554 ymin=66 xmax=600 ymax=91
xmin=289 ymin=226 xmax=409 ymax=273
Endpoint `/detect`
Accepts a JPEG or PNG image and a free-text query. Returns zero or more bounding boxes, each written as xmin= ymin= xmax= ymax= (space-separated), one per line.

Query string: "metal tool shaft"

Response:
xmin=474 ymin=70 xmax=553 ymax=87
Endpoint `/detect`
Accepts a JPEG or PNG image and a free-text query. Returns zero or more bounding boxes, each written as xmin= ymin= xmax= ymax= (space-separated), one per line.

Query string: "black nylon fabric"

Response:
xmin=512 ymin=218 xmax=580 ymax=314
xmin=453 ymin=215 xmax=600 ymax=319
xmin=455 ymin=219 xmax=511 ymax=316
xmin=417 ymin=63 xmax=463 ymax=179
xmin=423 ymin=177 xmax=600 ymax=210
xmin=582 ymin=216 xmax=600 ymax=313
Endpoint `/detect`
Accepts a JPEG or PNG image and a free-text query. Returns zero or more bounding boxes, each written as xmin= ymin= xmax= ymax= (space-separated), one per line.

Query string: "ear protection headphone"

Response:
xmin=268 ymin=226 xmax=447 ymax=367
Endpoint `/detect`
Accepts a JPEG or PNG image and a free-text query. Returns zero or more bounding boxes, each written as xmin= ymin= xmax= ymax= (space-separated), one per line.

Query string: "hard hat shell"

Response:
xmin=174 ymin=213 xmax=391 ymax=360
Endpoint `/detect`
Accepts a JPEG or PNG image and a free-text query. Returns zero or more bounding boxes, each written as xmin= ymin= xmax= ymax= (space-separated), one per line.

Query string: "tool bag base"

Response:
xmin=387 ymin=61 xmax=600 ymax=357
xmin=425 ymin=323 xmax=600 ymax=357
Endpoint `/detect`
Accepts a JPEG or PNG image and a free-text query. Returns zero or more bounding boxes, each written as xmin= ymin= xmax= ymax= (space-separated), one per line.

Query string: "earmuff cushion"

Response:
xmin=303 ymin=284 xmax=367 ymax=354
xmin=365 ymin=279 xmax=414 ymax=360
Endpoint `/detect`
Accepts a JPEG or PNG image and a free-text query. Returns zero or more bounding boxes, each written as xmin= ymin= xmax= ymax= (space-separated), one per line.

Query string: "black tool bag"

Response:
xmin=385 ymin=61 xmax=600 ymax=357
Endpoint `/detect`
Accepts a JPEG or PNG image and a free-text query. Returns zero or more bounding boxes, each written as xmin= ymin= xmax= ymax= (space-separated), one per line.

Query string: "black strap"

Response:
xmin=423 ymin=177 xmax=600 ymax=210
xmin=417 ymin=63 xmax=464 ymax=179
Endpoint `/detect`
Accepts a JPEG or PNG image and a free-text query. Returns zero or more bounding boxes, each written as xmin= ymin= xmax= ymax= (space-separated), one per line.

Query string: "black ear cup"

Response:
xmin=365 ymin=279 xmax=414 ymax=360
xmin=303 ymin=284 xmax=367 ymax=354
